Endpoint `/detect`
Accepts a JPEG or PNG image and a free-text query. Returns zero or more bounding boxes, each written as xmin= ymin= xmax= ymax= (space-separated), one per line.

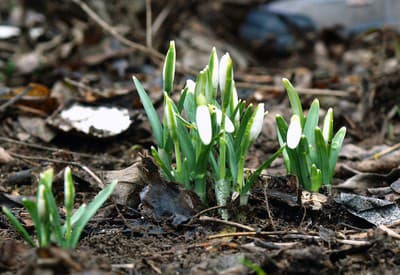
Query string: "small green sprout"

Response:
xmin=2 ymin=167 xmax=117 ymax=248
xmin=276 ymin=78 xmax=346 ymax=192
xmin=133 ymin=41 xmax=283 ymax=218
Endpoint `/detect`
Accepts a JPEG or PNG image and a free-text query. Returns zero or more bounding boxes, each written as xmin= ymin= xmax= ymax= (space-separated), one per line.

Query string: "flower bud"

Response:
xmin=214 ymin=108 xmax=234 ymax=133
xmin=64 ymin=167 xmax=75 ymax=211
xmin=250 ymin=103 xmax=265 ymax=141
xmin=37 ymin=184 xmax=46 ymax=220
xmin=287 ymin=114 xmax=302 ymax=149
xmin=196 ymin=105 xmax=212 ymax=145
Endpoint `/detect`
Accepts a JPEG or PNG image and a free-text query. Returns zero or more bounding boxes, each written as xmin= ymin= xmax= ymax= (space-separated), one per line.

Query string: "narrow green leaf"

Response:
xmin=21 ymin=199 xmax=41 ymax=246
xmin=329 ymin=127 xmax=346 ymax=179
xmin=275 ymin=115 xmax=291 ymax=171
xmin=151 ymin=147 xmax=174 ymax=181
xmin=303 ymin=99 xmax=319 ymax=147
xmin=310 ymin=164 xmax=322 ymax=192
xmin=133 ymin=76 xmax=163 ymax=146
xmin=43 ymin=186 xmax=63 ymax=246
xmin=282 ymin=78 xmax=304 ymax=126
xmin=2 ymin=206 xmax=35 ymax=247
xmin=322 ymin=108 xmax=333 ymax=145
xmin=315 ymin=127 xmax=330 ymax=186
xmin=163 ymin=41 xmax=176 ymax=94
xmin=176 ymin=115 xmax=195 ymax=169
xmin=295 ymin=136 xmax=311 ymax=190
xmin=177 ymin=86 xmax=188 ymax=113
xmin=226 ymin=134 xmax=238 ymax=183
xmin=234 ymin=104 xmax=254 ymax=150
xmin=183 ymin=87 xmax=196 ymax=122
xmin=70 ymin=181 xmax=117 ymax=248
xmin=244 ymin=146 xmax=285 ymax=194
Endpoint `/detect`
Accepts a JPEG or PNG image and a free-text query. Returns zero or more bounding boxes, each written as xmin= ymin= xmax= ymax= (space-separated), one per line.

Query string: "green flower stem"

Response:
xmin=173 ymin=140 xmax=183 ymax=185
xmin=194 ymin=177 xmax=206 ymax=203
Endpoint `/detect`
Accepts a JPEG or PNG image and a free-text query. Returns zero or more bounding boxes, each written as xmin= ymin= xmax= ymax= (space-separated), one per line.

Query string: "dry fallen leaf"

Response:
xmin=0 ymin=147 xmax=13 ymax=164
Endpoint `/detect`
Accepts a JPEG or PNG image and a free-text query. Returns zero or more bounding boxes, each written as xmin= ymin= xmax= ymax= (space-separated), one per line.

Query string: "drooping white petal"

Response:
xmin=37 ymin=185 xmax=46 ymax=219
xmin=287 ymin=114 xmax=302 ymax=149
xmin=250 ymin=103 xmax=265 ymax=141
xmin=231 ymin=85 xmax=240 ymax=122
xmin=210 ymin=47 xmax=219 ymax=90
xmin=219 ymin=53 xmax=231 ymax=94
xmin=196 ymin=105 xmax=212 ymax=145
xmin=215 ymin=108 xmax=235 ymax=133
xmin=185 ymin=79 xmax=196 ymax=94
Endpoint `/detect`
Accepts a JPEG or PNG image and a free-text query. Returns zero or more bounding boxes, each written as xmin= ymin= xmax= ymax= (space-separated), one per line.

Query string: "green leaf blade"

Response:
xmin=133 ymin=76 xmax=163 ymax=146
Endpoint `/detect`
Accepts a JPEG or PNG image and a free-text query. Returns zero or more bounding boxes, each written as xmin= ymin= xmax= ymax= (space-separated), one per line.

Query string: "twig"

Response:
xmin=199 ymin=215 xmax=256 ymax=231
xmin=0 ymin=85 xmax=30 ymax=112
xmin=187 ymin=205 xmax=226 ymax=225
xmin=373 ymin=142 xmax=400 ymax=160
xmin=207 ymin=230 xmax=295 ymax=240
xmin=111 ymin=263 xmax=135 ymax=269
xmin=378 ymin=224 xmax=400 ymax=240
xmin=145 ymin=0 xmax=152 ymax=49
xmin=9 ymin=152 xmax=104 ymax=188
xmin=152 ymin=3 xmax=172 ymax=36
xmin=236 ymin=82 xmax=350 ymax=98
xmin=264 ymin=181 xmax=276 ymax=230
xmin=0 ymin=136 xmax=122 ymax=162
xmin=71 ymin=0 xmax=163 ymax=61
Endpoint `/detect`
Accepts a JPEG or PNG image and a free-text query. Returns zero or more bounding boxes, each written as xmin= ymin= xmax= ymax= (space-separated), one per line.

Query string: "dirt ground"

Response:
xmin=1 ymin=1 xmax=400 ymax=274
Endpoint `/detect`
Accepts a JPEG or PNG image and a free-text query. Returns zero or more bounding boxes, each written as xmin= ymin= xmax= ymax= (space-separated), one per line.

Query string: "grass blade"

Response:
xmin=329 ymin=127 xmax=346 ymax=179
xmin=2 ymin=206 xmax=35 ymax=247
xmin=70 ymin=181 xmax=117 ymax=248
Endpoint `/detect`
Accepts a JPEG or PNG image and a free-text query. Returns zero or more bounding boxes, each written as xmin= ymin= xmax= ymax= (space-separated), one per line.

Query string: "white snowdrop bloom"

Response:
xmin=219 ymin=53 xmax=231 ymax=94
xmin=64 ymin=167 xmax=74 ymax=208
xmin=214 ymin=108 xmax=234 ymax=133
xmin=37 ymin=185 xmax=46 ymax=219
xmin=210 ymin=47 xmax=219 ymax=90
xmin=250 ymin=103 xmax=265 ymax=141
xmin=185 ymin=79 xmax=196 ymax=94
xmin=287 ymin=115 xmax=302 ymax=149
xmin=196 ymin=105 xmax=212 ymax=145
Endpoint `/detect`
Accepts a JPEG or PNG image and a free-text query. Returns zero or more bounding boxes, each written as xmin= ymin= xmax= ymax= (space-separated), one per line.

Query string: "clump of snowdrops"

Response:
xmin=276 ymin=79 xmax=346 ymax=191
xmin=133 ymin=41 xmax=283 ymax=218
xmin=2 ymin=167 xmax=117 ymax=248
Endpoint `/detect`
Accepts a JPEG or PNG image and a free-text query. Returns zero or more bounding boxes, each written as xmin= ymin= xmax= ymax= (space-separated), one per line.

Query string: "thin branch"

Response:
xmin=199 ymin=215 xmax=256 ymax=231
xmin=145 ymin=0 xmax=152 ymax=49
xmin=0 ymin=85 xmax=30 ymax=112
xmin=71 ymin=0 xmax=163 ymax=61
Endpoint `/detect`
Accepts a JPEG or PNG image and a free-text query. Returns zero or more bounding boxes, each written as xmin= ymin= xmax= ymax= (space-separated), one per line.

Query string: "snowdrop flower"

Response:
xmin=214 ymin=108 xmax=234 ymax=133
xmin=185 ymin=79 xmax=196 ymax=94
xmin=196 ymin=105 xmax=212 ymax=145
xmin=230 ymin=85 xmax=239 ymax=122
xmin=210 ymin=47 xmax=219 ymax=91
xmin=250 ymin=103 xmax=265 ymax=141
xmin=287 ymin=114 xmax=302 ymax=149
xmin=64 ymin=167 xmax=74 ymax=210
xmin=37 ymin=184 xmax=46 ymax=219
xmin=219 ymin=53 xmax=232 ymax=96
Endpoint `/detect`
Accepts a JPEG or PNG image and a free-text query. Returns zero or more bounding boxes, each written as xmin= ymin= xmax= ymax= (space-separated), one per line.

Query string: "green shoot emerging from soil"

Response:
xmin=2 ymin=167 xmax=117 ymax=248
xmin=276 ymin=78 xmax=346 ymax=192
xmin=133 ymin=41 xmax=283 ymax=218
